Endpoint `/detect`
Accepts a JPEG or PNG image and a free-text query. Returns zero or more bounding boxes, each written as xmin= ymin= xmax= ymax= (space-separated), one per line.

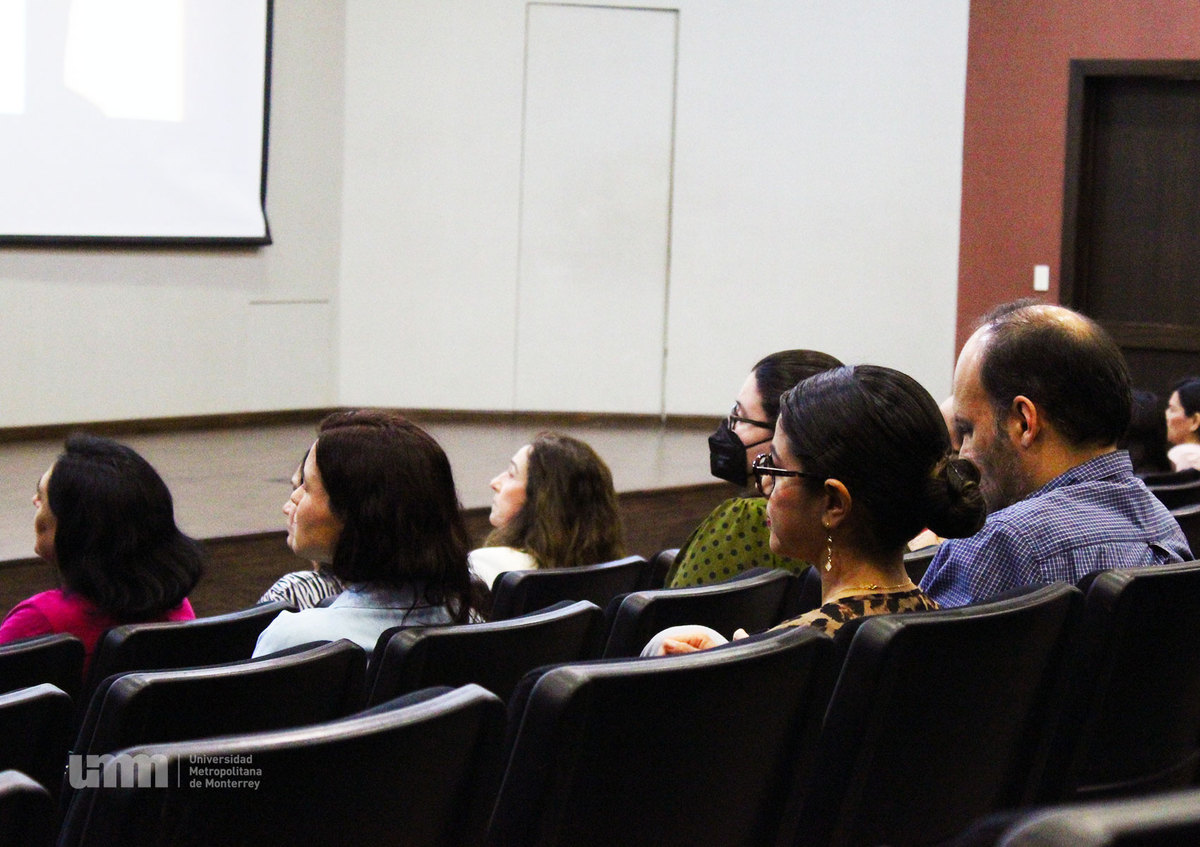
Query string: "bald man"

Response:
xmin=919 ymin=303 xmax=1192 ymax=607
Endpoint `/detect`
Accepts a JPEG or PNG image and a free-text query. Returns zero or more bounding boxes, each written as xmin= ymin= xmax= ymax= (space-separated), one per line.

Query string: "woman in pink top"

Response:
xmin=0 ymin=435 xmax=204 ymax=671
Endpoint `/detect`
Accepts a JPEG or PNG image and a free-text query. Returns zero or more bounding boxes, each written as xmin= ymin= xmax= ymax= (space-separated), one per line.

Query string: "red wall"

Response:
xmin=957 ymin=0 xmax=1200 ymax=350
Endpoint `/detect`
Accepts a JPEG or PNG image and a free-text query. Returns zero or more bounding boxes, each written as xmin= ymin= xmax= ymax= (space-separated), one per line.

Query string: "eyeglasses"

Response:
xmin=751 ymin=452 xmax=823 ymax=497
xmin=728 ymin=404 xmax=773 ymax=432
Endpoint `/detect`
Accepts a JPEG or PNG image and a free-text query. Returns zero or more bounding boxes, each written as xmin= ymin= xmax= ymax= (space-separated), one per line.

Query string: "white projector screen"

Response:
xmin=0 ymin=0 xmax=271 ymax=245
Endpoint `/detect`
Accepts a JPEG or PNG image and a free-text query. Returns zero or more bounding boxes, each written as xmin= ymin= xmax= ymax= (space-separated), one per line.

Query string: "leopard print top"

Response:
xmin=771 ymin=587 xmax=938 ymax=635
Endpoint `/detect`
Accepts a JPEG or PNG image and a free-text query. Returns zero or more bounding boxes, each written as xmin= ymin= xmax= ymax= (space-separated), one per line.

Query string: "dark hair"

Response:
xmin=314 ymin=410 xmax=477 ymax=622
xmin=48 ymin=435 xmax=204 ymax=620
xmin=1120 ymin=390 xmax=1171 ymax=475
xmin=485 ymin=432 xmax=626 ymax=568
xmin=778 ymin=365 xmax=986 ymax=555
xmin=752 ymin=349 xmax=844 ymax=423
xmin=976 ymin=303 xmax=1131 ymax=447
xmin=1173 ymin=377 xmax=1200 ymax=417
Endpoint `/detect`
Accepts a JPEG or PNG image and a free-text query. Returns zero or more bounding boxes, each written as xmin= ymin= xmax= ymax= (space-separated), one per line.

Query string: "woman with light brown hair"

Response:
xmin=469 ymin=432 xmax=626 ymax=588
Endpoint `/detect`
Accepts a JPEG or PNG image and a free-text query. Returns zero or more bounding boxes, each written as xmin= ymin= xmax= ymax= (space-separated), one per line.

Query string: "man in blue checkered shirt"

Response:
xmin=920 ymin=302 xmax=1192 ymax=607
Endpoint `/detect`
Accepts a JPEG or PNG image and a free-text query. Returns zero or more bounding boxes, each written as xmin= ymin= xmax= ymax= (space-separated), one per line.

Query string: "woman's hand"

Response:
xmin=660 ymin=632 xmax=724 ymax=654
xmin=641 ymin=624 xmax=729 ymax=657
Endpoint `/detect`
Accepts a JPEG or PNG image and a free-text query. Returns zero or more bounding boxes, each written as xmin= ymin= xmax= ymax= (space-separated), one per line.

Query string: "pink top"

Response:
xmin=0 ymin=589 xmax=195 ymax=674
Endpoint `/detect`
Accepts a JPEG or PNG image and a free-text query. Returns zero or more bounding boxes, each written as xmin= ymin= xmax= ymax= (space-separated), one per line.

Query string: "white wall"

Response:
xmin=0 ymin=1 xmax=345 ymax=427
xmin=0 ymin=0 xmax=968 ymax=427
xmin=338 ymin=0 xmax=969 ymax=415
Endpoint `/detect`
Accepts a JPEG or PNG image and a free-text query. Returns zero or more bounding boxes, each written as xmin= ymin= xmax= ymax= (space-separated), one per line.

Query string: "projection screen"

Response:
xmin=0 ymin=0 xmax=271 ymax=245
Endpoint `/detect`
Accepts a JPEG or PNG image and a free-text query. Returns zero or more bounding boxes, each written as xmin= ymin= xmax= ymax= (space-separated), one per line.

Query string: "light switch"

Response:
xmin=1033 ymin=265 xmax=1050 ymax=292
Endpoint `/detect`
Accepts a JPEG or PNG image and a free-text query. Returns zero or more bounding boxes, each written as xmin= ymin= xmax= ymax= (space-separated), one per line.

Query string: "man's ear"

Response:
xmin=1009 ymin=395 xmax=1040 ymax=447
xmin=822 ymin=479 xmax=852 ymax=530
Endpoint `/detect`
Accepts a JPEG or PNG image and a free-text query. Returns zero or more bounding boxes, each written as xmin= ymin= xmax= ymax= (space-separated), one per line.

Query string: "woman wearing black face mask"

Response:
xmin=663 ymin=349 xmax=843 ymax=587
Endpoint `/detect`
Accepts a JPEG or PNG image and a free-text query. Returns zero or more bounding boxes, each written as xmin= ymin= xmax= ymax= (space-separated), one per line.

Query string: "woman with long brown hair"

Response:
xmin=469 ymin=432 xmax=626 ymax=588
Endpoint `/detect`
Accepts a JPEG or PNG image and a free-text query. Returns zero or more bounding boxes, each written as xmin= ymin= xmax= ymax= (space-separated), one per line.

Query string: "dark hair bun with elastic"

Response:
xmin=923 ymin=455 xmax=987 ymax=539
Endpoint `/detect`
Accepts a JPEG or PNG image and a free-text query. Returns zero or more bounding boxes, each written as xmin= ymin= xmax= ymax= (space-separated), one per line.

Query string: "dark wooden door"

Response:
xmin=1062 ymin=61 xmax=1200 ymax=395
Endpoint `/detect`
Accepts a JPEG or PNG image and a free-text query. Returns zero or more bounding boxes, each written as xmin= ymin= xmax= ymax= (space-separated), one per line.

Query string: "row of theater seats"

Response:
xmin=5 ymin=556 xmax=1200 ymax=845
xmin=1143 ymin=467 xmax=1200 ymax=509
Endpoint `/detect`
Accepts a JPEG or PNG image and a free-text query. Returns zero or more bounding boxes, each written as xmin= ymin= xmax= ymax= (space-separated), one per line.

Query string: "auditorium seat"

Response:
xmin=364 ymin=600 xmax=603 ymax=705
xmin=81 ymin=600 xmax=292 ymax=707
xmin=782 ymin=582 xmax=1081 ymax=847
xmin=0 ymin=770 xmax=53 ymax=847
xmin=1147 ymin=474 xmax=1200 ymax=509
xmin=1170 ymin=503 xmax=1200 ymax=556
xmin=1034 ymin=560 xmax=1200 ymax=802
xmin=1142 ymin=467 xmax=1200 ymax=487
xmin=599 ymin=568 xmax=797 ymax=658
xmin=645 ymin=547 xmax=679 ymax=589
xmin=489 ymin=555 xmax=650 ymax=619
xmin=0 ymin=684 xmax=72 ymax=799
xmin=904 ymin=543 xmax=940 ymax=583
xmin=992 ymin=787 xmax=1200 ymax=846
xmin=487 ymin=625 xmax=836 ymax=847
xmin=0 ymin=634 xmax=84 ymax=701
xmin=73 ymin=639 xmax=366 ymax=758
xmin=58 ymin=684 xmax=505 ymax=847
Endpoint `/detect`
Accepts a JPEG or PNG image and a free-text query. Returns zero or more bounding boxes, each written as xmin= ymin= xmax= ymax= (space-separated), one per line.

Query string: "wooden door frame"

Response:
xmin=1061 ymin=59 xmax=1200 ymax=356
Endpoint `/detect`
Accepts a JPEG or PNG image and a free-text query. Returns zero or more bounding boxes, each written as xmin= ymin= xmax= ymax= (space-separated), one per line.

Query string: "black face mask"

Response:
xmin=708 ymin=419 xmax=773 ymax=487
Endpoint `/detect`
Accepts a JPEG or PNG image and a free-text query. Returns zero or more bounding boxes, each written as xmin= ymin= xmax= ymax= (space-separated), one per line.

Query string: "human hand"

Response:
xmin=640 ymin=624 xmax=729 ymax=657
xmin=660 ymin=632 xmax=723 ymax=654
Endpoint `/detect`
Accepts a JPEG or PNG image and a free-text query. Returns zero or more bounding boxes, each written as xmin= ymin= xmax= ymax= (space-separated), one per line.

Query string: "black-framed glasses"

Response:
xmin=727 ymin=404 xmax=773 ymax=431
xmin=751 ymin=452 xmax=823 ymax=496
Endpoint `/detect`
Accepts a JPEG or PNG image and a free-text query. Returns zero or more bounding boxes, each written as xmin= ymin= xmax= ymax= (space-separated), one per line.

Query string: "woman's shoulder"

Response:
xmin=703 ymin=496 xmax=767 ymax=521
xmin=685 ymin=496 xmax=769 ymax=542
xmin=468 ymin=546 xmax=538 ymax=568
xmin=1168 ymin=442 xmax=1200 ymax=471
xmin=469 ymin=547 xmax=538 ymax=589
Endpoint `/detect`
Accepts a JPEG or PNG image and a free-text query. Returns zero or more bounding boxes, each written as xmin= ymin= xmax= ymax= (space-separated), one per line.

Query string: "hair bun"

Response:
xmin=923 ymin=455 xmax=987 ymax=539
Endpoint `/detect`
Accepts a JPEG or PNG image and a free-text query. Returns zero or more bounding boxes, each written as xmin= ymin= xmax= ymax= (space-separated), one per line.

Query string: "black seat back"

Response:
xmin=490 ymin=556 xmax=649 ymax=619
xmin=785 ymin=582 xmax=1082 ymax=847
xmin=1037 ymin=560 xmax=1200 ymax=802
xmin=1170 ymin=504 xmax=1200 ymax=557
xmin=59 ymin=684 xmax=505 ymax=847
xmin=75 ymin=639 xmax=366 ymax=757
xmin=366 ymin=600 xmax=603 ymax=705
xmin=82 ymin=601 xmax=292 ymax=705
xmin=0 ymin=685 xmax=72 ymax=799
xmin=600 ymin=568 xmax=796 ymax=658
xmin=1149 ymin=477 xmax=1200 ymax=510
xmin=488 ymin=626 xmax=836 ymax=847
xmin=0 ymin=770 xmax=53 ymax=847
xmin=996 ymin=787 xmax=1200 ymax=846
xmin=0 ymin=634 xmax=84 ymax=701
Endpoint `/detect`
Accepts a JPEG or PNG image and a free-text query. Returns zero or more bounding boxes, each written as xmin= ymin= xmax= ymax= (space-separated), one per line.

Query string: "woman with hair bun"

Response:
xmin=0 ymin=435 xmax=204 ymax=672
xmin=646 ymin=365 xmax=987 ymax=654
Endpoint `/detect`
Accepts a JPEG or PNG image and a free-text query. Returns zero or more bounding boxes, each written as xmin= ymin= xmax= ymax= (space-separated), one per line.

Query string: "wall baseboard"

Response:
xmin=0 ymin=408 xmax=716 ymax=444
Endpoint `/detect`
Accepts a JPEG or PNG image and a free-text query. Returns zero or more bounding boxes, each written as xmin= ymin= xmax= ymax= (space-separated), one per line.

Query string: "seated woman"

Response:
xmin=664 ymin=349 xmax=843 ymax=587
xmin=254 ymin=410 xmax=483 ymax=655
xmin=1120 ymin=389 xmax=1173 ymax=477
xmin=470 ymin=432 xmax=626 ymax=588
xmin=257 ymin=449 xmax=345 ymax=609
xmin=648 ymin=365 xmax=986 ymax=654
xmin=0 ymin=435 xmax=204 ymax=672
xmin=1166 ymin=377 xmax=1200 ymax=472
